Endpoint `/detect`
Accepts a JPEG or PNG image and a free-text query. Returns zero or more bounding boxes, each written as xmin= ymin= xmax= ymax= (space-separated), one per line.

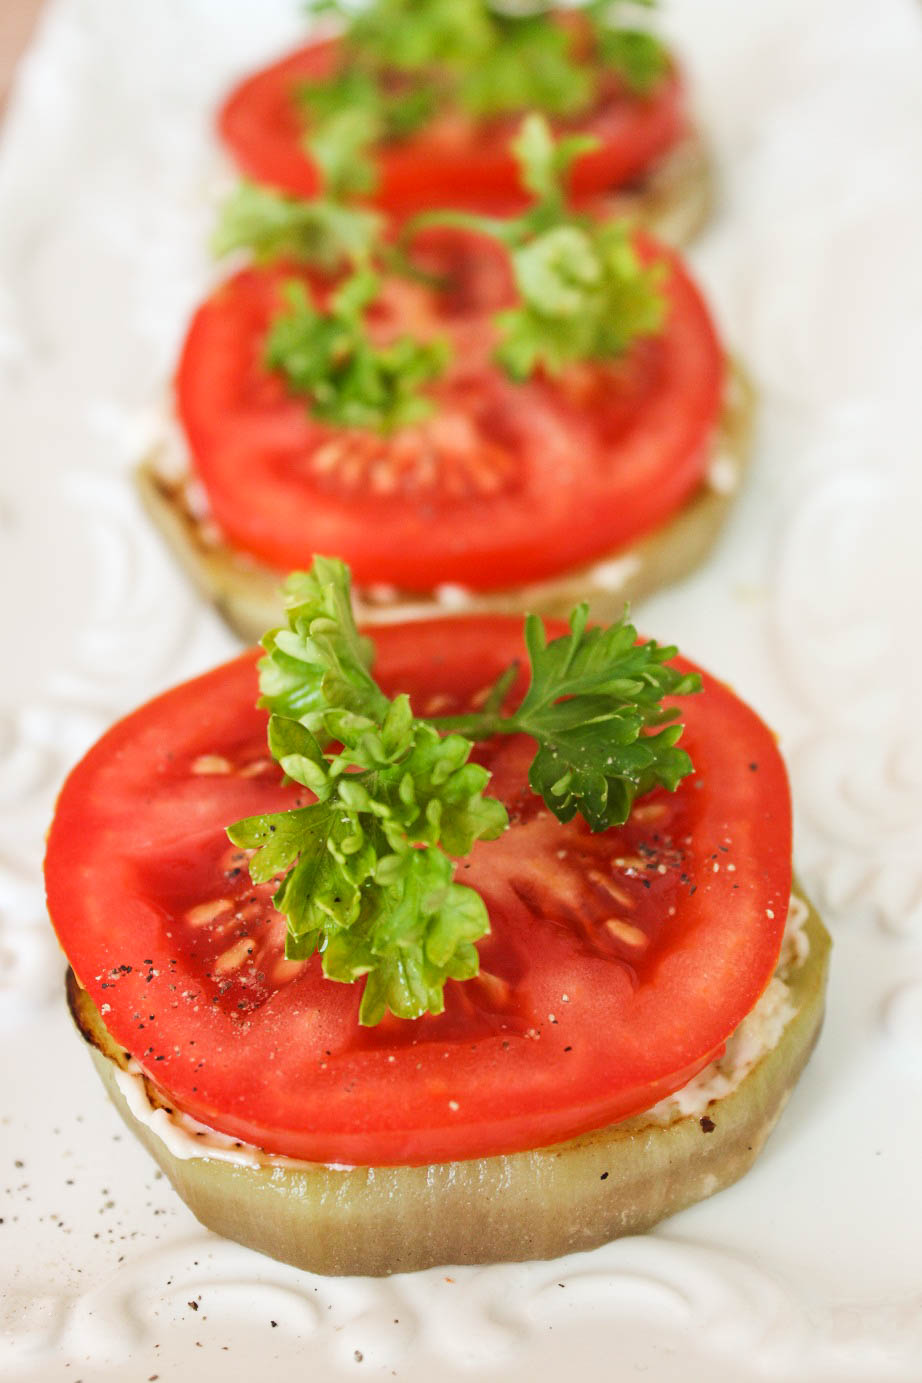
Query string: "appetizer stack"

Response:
xmin=218 ymin=0 xmax=712 ymax=235
xmin=44 ymin=1 xmax=829 ymax=1279
xmin=142 ymin=28 xmax=750 ymax=637
xmin=142 ymin=107 xmax=750 ymax=638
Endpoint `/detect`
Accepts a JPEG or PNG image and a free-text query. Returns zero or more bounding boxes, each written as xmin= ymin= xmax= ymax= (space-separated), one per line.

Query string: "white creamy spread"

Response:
xmin=649 ymin=893 xmax=809 ymax=1122
xmin=110 ymin=895 xmax=810 ymax=1169
xmin=706 ymin=450 xmax=739 ymax=496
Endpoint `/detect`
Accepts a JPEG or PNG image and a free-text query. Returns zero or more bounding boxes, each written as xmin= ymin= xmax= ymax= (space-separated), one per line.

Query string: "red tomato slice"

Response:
xmin=218 ymin=39 xmax=688 ymax=214
xmin=45 ymin=619 xmax=791 ymax=1166
xmin=175 ymin=233 xmax=724 ymax=591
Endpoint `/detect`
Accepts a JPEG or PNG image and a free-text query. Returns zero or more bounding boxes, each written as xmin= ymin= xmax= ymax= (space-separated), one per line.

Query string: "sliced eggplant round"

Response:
xmin=67 ymin=886 xmax=828 ymax=1278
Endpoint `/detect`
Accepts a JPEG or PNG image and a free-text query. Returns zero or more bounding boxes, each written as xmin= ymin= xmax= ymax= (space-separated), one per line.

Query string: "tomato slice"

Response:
xmin=218 ymin=39 xmax=689 ymax=214
xmin=175 ymin=232 xmax=724 ymax=591
xmin=45 ymin=619 xmax=791 ymax=1166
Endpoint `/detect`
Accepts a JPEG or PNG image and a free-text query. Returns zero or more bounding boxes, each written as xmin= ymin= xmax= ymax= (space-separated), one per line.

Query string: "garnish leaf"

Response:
xmin=228 ymin=557 xmax=507 ymax=1024
xmin=402 ymin=113 xmax=667 ymax=379
xmin=456 ymin=12 xmax=592 ymax=119
xmin=513 ymin=603 xmax=701 ymax=830
xmin=297 ymin=62 xmax=437 ymax=145
xmin=497 ymin=218 xmax=666 ymax=378
xmin=586 ymin=0 xmax=670 ymax=94
xmin=212 ymin=179 xmax=381 ymax=271
xmin=301 ymin=0 xmax=668 ymax=129
xmin=263 ymin=271 xmax=451 ymax=432
xmin=494 ymin=115 xmax=667 ymax=376
xmin=509 ymin=108 xmax=599 ymax=214
xmin=307 ymin=108 xmax=380 ymax=198
xmin=258 ymin=557 xmax=386 ymax=729
xmin=228 ymin=558 xmax=699 ymax=1023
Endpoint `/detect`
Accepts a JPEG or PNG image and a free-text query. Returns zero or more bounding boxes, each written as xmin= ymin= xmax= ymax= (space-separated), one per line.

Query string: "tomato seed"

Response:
xmin=604 ymin=919 xmax=647 ymax=948
xmin=589 ymin=870 xmax=634 ymax=907
xmin=239 ymin=758 xmax=274 ymax=778
xmin=185 ymin=898 xmax=234 ymax=927
xmin=191 ymin=755 xmax=232 ymax=775
xmin=474 ymin=971 xmax=512 ymax=1007
xmin=213 ymin=938 xmax=255 ymax=975
xmin=271 ymin=956 xmax=306 ymax=986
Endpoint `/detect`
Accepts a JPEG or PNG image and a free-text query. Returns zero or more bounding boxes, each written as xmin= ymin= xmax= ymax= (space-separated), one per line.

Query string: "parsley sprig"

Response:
xmin=228 ymin=558 xmax=700 ymax=1023
xmin=263 ymin=270 xmax=451 ymax=432
xmin=213 ymin=112 xmax=381 ymax=272
xmin=298 ymin=0 xmax=668 ymax=149
xmin=213 ymin=181 xmax=381 ymax=272
xmin=227 ymin=559 xmax=507 ymax=1025
xmin=405 ymin=113 xmax=667 ymax=378
xmin=428 ymin=604 xmax=700 ymax=831
xmin=585 ymin=0 xmax=670 ymax=95
xmin=296 ymin=58 xmax=438 ymax=147
xmin=214 ymin=114 xmax=450 ymax=432
xmin=214 ymin=114 xmax=665 ymax=430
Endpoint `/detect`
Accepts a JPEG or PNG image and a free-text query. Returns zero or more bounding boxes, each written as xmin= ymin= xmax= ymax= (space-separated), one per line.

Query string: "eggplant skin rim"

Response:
xmin=65 ymin=888 xmax=829 ymax=1278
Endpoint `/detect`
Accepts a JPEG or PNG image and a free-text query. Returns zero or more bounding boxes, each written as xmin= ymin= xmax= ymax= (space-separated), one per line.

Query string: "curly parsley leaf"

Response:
xmin=227 ymin=558 xmax=507 ymax=1024
xmin=427 ymin=601 xmax=700 ymax=831
xmin=212 ymin=180 xmax=381 ymax=271
xmin=335 ymin=0 xmax=495 ymax=74
xmin=213 ymin=106 xmax=380 ymax=269
xmin=405 ymin=113 xmax=667 ymax=378
xmin=307 ymin=107 xmax=380 ymax=199
xmin=228 ymin=559 xmax=701 ymax=1022
xmin=263 ymin=270 xmax=451 ymax=432
xmin=510 ymin=114 xmax=599 ymax=220
xmin=585 ymin=1 xmax=670 ymax=95
xmin=256 ymin=558 xmax=384 ymax=733
xmin=504 ymin=115 xmax=667 ymax=372
xmin=299 ymin=0 xmax=668 ymax=137
xmin=455 ymin=12 xmax=593 ymax=119
xmin=297 ymin=63 xmax=437 ymax=145
xmin=496 ymin=216 xmax=667 ymax=379
xmin=512 ymin=604 xmax=701 ymax=830
xmin=297 ymin=0 xmax=485 ymax=143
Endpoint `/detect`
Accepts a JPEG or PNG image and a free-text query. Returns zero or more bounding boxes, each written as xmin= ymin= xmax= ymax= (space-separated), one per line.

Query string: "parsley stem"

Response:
xmin=380 ymin=242 xmax=450 ymax=290
xmin=423 ymin=662 xmax=521 ymax=739
xmin=423 ymin=711 xmax=520 ymax=740
xmin=400 ymin=208 xmax=519 ymax=253
xmin=481 ymin=661 xmax=520 ymax=715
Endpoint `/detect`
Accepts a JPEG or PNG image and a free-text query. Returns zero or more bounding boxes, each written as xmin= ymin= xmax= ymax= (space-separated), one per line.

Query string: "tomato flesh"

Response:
xmin=218 ymin=39 xmax=688 ymax=214
xmin=45 ymin=619 xmax=791 ymax=1166
xmin=175 ymin=233 xmax=724 ymax=591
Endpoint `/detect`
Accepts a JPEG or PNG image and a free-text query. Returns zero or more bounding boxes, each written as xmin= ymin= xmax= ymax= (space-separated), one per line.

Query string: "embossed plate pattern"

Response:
xmin=1 ymin=1 xmax=921 ymax=1379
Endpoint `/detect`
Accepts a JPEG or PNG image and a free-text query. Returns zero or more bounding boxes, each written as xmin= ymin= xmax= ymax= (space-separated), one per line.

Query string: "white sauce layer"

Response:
xmin=111 ymin=895 xmax=810 ymax=1170
xmin=650 ymin=893 xmax=809 ymax=1122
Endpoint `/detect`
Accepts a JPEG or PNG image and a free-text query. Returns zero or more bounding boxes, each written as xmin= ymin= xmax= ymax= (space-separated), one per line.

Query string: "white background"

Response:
xmin=1 ymin=1 xmax=921 ymax=1378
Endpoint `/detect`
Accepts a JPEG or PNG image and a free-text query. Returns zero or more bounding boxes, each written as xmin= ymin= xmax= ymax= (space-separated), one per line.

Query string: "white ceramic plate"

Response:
xmin=2 ymin=1 xmax=921 ymax=1379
